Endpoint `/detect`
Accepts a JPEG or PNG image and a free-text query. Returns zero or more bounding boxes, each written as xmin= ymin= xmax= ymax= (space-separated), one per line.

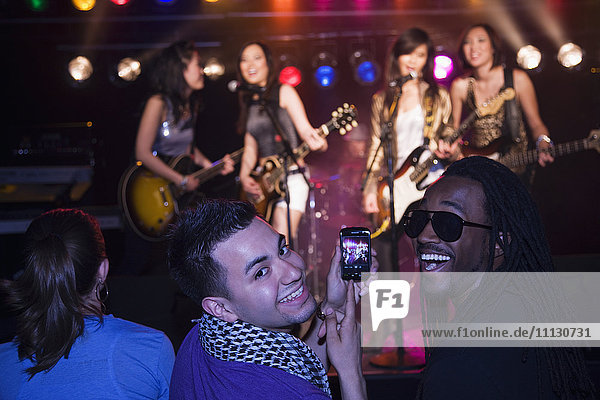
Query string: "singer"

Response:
xmin=363 ymin=27 xmax=453 ymax=217
xmin=236 ymin=41 xmax=327 ymax=244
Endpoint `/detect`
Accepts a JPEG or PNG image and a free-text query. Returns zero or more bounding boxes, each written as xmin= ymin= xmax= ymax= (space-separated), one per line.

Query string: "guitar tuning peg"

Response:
xmin=343 ymin=102 xmax=348 ymax=108
xmin=352 ymin=121 xmax=358 ymax=127
xmin=332 ymin=111 xmax=338 ymax=117
xmin=339 ymin=128 xmax=347 ymax=135
xmin=337 ymin=107 xmax=343 ymax=113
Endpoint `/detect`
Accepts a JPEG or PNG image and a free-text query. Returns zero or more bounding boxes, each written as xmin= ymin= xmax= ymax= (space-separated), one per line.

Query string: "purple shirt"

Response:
xmin=169 ymin=325 xmax=330 ymax=400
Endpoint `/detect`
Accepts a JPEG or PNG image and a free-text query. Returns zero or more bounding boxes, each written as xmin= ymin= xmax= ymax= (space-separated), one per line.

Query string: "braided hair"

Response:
xmin=442 ymin=156 xmax=595 ymax=399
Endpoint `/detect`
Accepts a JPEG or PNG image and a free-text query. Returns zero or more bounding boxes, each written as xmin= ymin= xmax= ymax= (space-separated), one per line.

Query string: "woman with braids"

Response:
xmin=0 ymin=209 xmax=175 ymax=399
xmin=404 ymin=156 xmax=595 ymax=399
xmin=135 ymin=40 xmax=233 ymax=194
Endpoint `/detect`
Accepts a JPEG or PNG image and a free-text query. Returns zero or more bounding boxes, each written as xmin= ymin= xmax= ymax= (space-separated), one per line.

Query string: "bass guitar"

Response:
xmin=245 ymin=103 xmax=357 ymax=221
xmin=119 ymin=149 xmax=243 ymax=241
xmin=461 ymin=129 xmax=600 ymax=170
xmin=372 ymin=88 xmax=515 ymax=236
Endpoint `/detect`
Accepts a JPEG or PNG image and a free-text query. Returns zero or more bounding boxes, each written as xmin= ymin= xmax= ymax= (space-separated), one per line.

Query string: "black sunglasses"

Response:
xmin=402 ymin=210 xmax=492 ymax=242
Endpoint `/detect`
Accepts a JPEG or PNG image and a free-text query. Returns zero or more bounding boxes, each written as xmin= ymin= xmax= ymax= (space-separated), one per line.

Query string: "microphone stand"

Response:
xmin=258 ymin=96 xmax=309 ymax=250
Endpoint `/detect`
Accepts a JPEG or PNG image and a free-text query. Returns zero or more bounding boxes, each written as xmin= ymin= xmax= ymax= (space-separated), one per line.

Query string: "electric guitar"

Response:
xmin=372 ymin=88 xmax=516 ymax=236
xmin=244 ymin=103 xmax=357 ymax=221
xmin=461 ymin=129 xmax=600 ymax=170
xmin=119 ymin=149 xmax=243 ymax=241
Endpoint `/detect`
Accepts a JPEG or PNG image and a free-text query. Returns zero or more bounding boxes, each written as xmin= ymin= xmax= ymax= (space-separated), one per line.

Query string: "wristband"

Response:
xmin=536 ymin=135 xmax=553 ymax=148
xmin=180 ymin=176 xmax=188 ymax=187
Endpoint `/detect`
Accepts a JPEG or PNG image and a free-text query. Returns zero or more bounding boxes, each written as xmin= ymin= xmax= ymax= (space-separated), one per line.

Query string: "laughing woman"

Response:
xmin=236 ymin=41 xmax=327 ymax=244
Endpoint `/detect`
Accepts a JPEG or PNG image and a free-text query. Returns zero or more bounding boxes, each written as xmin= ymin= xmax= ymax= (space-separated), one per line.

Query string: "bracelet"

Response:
xmin=180 ymin=176 xmax=188 ymax=187
xmin=315 ymin=301 xmax=326 ymax=321
xmin=536 ymin=135 xmax=553 ymax=148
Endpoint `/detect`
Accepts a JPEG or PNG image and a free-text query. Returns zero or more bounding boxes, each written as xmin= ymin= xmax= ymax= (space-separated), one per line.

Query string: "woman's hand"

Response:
xmin=305 ymin=128 xmax=328 ymax=152
xmin=362 ymin=192 xmax=379 ymax=214
xmin=181 ymin=175 xmax=200 ymax=192
xmin=240 ymin=175 xmax=262 ymax=198
xmin=221 ymin=154 xmax=235 ymax=175
xmin=435 ymin=138 xmax=461 ymax=161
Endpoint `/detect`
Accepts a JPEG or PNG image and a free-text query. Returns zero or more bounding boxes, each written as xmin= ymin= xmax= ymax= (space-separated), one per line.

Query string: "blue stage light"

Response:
xmin=314 ymin=65 xmax=336 ymax=88
xmin=357 ymin=61 xmax=377 ymax=84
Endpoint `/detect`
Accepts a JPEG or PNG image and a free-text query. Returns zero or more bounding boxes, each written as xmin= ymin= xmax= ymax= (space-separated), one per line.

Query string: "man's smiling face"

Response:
xmin=412 ymin=176 xmax=491 ymax=274
xmin=211 ymin=217 xmax=317 ymax=331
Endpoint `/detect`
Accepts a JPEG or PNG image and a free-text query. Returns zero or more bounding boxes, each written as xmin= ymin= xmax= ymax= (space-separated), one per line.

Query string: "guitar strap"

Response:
xmin=503 ymin=67 xmax=521 ymax=143
xmin=423 ymin=89 xmax=435 ymax=146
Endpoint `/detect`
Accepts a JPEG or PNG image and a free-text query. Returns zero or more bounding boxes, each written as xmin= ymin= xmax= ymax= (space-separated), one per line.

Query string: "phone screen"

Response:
xmin=340 ymin=227 xmax=371 ymax=280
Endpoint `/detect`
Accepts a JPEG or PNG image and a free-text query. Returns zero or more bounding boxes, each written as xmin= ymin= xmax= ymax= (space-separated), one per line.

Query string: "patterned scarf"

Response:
xmin=196 ymin=313 xmax=331 ymax=396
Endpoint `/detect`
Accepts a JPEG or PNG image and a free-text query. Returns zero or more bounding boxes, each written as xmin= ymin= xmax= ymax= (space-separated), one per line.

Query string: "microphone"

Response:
xmin=227 ymin=80 xmax=265 ymax=94
xmin=388 ymin=71 xmax=418 ymax=88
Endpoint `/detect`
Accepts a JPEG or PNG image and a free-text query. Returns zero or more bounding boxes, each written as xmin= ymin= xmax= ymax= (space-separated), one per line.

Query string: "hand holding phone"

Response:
xmin=340 ymin=227 xmax=371 ymax=281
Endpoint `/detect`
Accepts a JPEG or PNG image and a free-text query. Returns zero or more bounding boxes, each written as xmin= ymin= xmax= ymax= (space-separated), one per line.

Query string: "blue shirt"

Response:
xmin=0 ymin=315 xmax=175 ymax=400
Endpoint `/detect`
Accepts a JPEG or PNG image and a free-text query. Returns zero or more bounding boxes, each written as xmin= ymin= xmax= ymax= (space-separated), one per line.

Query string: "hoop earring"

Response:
xmin=95 ymin=280 xmax=109 ymax=303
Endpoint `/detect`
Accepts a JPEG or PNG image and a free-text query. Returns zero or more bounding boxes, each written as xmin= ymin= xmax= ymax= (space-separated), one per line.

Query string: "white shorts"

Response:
xmin=275 ymin=168 xmax=310 ymax=213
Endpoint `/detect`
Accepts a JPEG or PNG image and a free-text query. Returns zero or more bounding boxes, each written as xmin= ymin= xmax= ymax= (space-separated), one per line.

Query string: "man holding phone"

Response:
xmin=167 ymin=199 xmax=368 ymax=400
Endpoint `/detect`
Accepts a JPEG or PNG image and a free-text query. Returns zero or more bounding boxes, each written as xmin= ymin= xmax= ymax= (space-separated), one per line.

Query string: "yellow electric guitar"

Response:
xmin=119 ymin=149 xmax=243 ymax=241
xmin=244 ymin=103 xmax=357 ymax=221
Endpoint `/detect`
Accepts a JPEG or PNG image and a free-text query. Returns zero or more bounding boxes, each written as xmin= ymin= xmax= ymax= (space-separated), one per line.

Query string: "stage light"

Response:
xmin=72 ymin=0 xmax=95 ymax=11
xmin=516 ymin=45 xmax=542 ymax=70
xmin=350 ymin=50 xmax=380 ymax=85
xmin=433 ymin=55 xmax=453 ymax=80
xmin=117 ymin=57 xmax=141 ymax=82
xmin=68 ymin=56 xmax=93 ymax=82
xmin=278 ymin=53 xmax=302 ymax=87
xmin=26 ymin=0 xmax=49 ymax=11
xmin=110 ymin=0 xmax=130 ymax=5
xmin=203 ymin=57 xmax=225 ymax=80
xmin=312 ymin=51 xmax=337 ymax=88
xmin=558 ymin=42 xmax=583 ymax=68
xmin=279 ymin=66 xmax=302 ymax=87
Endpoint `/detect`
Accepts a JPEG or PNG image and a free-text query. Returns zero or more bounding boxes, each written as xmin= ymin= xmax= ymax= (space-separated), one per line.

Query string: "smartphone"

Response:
xmin=340 ymin=227 xmax=371 ymax=281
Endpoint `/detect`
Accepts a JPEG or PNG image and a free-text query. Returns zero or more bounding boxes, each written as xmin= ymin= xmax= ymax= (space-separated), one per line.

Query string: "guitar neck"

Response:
xmin=500 ymin=138 xmax=593 ymax=169
xmin=191 ymin=148 xmax=244 ymax=183
xmin=294 ymin=124 xmax=329 ymax=161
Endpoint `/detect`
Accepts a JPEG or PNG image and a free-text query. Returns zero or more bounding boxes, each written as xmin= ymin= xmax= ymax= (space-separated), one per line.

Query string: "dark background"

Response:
xmin=1 ymin=0 xmax=599 ymax=394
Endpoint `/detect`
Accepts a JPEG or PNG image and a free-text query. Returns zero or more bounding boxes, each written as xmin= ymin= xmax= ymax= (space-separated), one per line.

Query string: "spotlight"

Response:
xmin=312 ymin=51 xmax=337 ymax=88
xmin=278 ymin=54 xmax=302 ymax=87
xmin=517 ymin=45 xmax=542 ymax=70
xmin=68 ymin=56 xmax=93 ymax=82
xmin=203 ymin=57 xmax=225 ymax=80
xmin=117 ymin=57 xmax=141 ymax=82
xmin=558 ymin=42 xmax=583 ymax=68
xmin=433 ymin=55 xmax=453 ymax=80
xmin=350 ymin=49 xmax=380 ymax=85
xmin=110 ymin=0 xmax=130 ymax=4
xmin=26 ymin=0 xmax=49 ymax=11
xmin=71 ymin=0 xmax=95 ymax=11
xmin=279 ymin=66 xmax=302 ymax=87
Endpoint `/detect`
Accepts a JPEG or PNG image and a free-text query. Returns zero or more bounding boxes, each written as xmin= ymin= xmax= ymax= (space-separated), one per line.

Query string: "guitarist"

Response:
xmin=362 ymin=28 xmax=454 ymax=223
xmin=361 ymin=28 xmax=454 ymax=369
xmin=135 ymin=41 xmax=234 ymax=197
xmin=236 ymin=41 xmax=327 ymax=244
xmin=440 ymin=24 xmax=554 ymax=184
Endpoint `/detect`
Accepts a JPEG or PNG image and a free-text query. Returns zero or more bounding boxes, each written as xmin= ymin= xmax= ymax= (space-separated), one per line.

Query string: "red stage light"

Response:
xmin=110 ymin=0 xmax=130 ymax=5
xmin=279 ymin=66 xmax=302 ymax=87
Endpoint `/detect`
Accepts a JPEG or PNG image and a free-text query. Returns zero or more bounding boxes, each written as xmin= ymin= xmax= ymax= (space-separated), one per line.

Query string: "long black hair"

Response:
xmin=151 ymin=40 xmax=201 ymax=123
xmin=382 ymin=27 xmax=438 ymax=109
xmin=436 ymin=157 xmax=595 ymax=399
xmin=235 ymin=41 xmax=278 ymax=135
xmin=2 ymin=209 xmax=107 ymax=378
